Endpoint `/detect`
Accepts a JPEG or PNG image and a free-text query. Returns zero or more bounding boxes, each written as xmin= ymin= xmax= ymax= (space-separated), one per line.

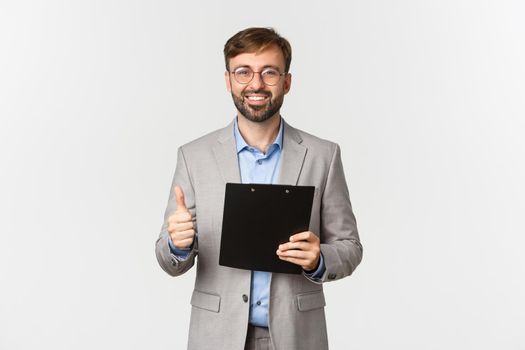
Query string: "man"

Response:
xmin=155 ymin=27 xmax=362 ymax=350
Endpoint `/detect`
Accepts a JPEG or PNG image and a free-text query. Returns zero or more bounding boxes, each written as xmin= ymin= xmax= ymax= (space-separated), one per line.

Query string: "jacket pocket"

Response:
xmin=296 ymin=290 xmax=326 ymax=312
xmin=190 ymin=290 xmax=221 ymax=313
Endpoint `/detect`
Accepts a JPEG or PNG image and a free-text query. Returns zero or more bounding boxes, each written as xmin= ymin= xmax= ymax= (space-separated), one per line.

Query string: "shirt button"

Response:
xmin=257 ymin=160 xmax=262 ymax=165
xmin=242 ymin=294 xmax=248 ymax=303
xmin=256 ymin=301 xmax=261 ymax=306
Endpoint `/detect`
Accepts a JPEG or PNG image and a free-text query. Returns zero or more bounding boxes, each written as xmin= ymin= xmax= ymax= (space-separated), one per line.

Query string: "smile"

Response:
xmin=244 ymin=94 xmax=270 ymax=105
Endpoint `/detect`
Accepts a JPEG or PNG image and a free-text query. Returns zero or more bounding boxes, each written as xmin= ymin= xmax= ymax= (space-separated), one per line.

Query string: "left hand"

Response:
xmin=276 ymin=231 xmax=321 ymax=271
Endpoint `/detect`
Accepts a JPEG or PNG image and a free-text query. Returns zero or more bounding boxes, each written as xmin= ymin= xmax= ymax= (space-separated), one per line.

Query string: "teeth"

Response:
xmin=247 ymin=96 xmax=266 ymax=101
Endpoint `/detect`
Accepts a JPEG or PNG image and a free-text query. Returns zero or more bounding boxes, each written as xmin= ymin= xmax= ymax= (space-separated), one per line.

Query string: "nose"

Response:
xmin=248 ymin=72 xmax=265 ymax=90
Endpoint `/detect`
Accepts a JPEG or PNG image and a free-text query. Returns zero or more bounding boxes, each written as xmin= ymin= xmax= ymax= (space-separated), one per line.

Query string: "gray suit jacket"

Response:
xmin=155 ymin=120 xmax=362 ymax=350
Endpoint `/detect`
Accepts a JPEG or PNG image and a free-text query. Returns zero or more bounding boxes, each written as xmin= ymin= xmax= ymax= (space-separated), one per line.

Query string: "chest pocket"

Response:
xmin=296 ymin=290 xmax=326 ymax=312
xmin=191 ymin=290 xmax=221 ymax=313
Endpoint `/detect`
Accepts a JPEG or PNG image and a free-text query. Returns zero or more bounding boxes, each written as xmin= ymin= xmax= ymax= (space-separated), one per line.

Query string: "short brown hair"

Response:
xmin=223 ymin=27 xmax=292 ymax=73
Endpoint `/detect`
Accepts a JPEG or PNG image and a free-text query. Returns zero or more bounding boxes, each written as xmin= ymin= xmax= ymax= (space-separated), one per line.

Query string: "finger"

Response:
xmin=173 ymin=221 xmax=194 ymax=232
xmin=278 ymin=241 xmax=309 ymax=252
xmin=173 ymin=230 xmax=195 ymax=240
xmin=178 ymin=229 xmax=196 ymax=240
xmin=276 ymin=248 xmax=312 ymax=260
xmin=168 ymin=211 xmax=192 ymax=225
xmin=171 ymin=238 xmax=194 ymax=249
xmin=174 ymin=185 xmax=187 ymax=212
xmin=171 ymin=229 xmax=195 ymax=241
xmin=168 ymin=221 xmax=192 ymax=234
xmin=289 ymin=231 xmax=316 ymax=242
xmin=277 ymin=255 xmax=310 ymax=268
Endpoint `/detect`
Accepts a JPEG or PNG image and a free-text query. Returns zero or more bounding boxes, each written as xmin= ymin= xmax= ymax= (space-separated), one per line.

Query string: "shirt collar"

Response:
xmin=233 ymin=116 xmax=284 ymax=154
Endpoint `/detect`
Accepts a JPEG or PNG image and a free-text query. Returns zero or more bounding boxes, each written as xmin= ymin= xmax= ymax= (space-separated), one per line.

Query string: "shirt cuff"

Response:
xmin=168 ymin=239 xmax=192 ymax=261
xmin=304 ymin=253 xmax=326 ymax=279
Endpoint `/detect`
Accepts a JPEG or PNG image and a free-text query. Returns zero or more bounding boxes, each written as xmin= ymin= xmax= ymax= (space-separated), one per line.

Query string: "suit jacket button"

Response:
xmin=328 ymin=273 xmax=336 ymax=280
xmin=242 ymin=294 xmax=249 ymax=303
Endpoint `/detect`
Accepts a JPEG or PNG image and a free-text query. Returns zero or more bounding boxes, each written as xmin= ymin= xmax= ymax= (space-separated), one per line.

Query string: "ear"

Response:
xmin=224 ymin=71 xmax=232 ymax=92
xmin=283 ymin=73 xmax=292 ymax=95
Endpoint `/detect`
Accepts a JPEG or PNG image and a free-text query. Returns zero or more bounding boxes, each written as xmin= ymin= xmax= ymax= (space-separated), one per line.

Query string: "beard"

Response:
xmin=232 ymin=90 xmax=284 ymax=123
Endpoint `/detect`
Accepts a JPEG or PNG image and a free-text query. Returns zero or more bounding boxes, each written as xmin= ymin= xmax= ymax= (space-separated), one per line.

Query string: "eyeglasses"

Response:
xmin=229 ymin=67 xmax=287 ymax=86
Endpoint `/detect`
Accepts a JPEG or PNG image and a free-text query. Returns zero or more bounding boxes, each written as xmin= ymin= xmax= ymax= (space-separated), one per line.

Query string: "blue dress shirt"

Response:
xmin=169 ymin=116 xmax=325 ymax=327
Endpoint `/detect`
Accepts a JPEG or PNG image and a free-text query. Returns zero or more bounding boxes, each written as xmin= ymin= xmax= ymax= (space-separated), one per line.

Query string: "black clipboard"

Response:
xmin=219 ymin=183 xmax=315 ymax=274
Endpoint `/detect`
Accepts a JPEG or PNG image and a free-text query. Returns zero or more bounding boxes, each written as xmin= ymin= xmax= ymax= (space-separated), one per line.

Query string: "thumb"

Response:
xmin=174 ymin=185 xmax=187 ymax=211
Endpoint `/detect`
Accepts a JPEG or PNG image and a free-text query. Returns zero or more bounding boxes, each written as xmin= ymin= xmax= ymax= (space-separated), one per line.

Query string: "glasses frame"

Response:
xmin=229 ymin=67 xmax=287 ymax=86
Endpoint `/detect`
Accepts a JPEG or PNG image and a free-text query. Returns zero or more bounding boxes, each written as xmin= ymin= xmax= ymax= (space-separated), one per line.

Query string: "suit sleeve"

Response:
xmin=318 ymin=144 xmax=363 ymax=283
xmin=155 ymin=146 xmax=198 ymax=276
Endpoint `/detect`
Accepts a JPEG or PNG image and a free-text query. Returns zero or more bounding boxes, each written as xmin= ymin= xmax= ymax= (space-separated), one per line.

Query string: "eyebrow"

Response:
xmin=232 ymin=64 xmax=282 ymax=71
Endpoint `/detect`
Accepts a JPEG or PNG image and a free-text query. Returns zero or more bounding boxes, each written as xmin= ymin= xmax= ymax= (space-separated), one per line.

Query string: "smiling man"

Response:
xmin=155 ymin=27 xmax=363 ymax=350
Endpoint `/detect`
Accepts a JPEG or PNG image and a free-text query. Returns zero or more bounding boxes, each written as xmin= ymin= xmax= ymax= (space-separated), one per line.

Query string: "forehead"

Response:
xmin=229 ymin=45 xmax=285 ymax=70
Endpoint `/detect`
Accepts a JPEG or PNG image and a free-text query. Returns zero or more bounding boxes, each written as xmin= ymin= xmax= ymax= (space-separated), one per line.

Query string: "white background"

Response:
xmin=1 ymin=1 xmax=524 ymax=349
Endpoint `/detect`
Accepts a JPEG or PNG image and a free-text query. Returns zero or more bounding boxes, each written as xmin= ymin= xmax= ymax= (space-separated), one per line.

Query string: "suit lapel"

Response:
xmin=212 ymin=122 xmax=241 ymax=183
xmin=212 ymin=120 xmax=307 ymax=185
xmin=278 ymin=122 xmax=307 ymax=185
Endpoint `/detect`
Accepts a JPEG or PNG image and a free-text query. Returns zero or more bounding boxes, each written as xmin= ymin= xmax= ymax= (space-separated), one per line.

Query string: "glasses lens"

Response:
xmin=233 ymin=67 xmax=253 ymax=84
xmin=261 ymin=68 xmax=280 ymax=86
xmin=232 ymin=67 xmax=283 ymax=85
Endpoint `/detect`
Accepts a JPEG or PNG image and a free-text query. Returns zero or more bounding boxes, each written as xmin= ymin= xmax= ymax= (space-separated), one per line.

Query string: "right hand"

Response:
xmin=167 ymin=185 xmax=195 ymax=249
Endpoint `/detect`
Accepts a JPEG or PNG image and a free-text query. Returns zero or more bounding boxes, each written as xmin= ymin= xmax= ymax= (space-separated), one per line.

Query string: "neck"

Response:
xmin=237 ymin=113 xmax=281 ymax=154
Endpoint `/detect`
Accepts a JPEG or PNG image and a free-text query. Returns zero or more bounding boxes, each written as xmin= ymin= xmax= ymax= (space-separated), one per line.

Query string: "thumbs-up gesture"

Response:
xmin=167 ymin=185 xmax=195 ymax=249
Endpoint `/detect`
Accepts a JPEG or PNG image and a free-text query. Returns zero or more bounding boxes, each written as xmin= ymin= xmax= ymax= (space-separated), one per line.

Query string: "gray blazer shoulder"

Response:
xmin=181 ymin=124 xmax=233 ymax=151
